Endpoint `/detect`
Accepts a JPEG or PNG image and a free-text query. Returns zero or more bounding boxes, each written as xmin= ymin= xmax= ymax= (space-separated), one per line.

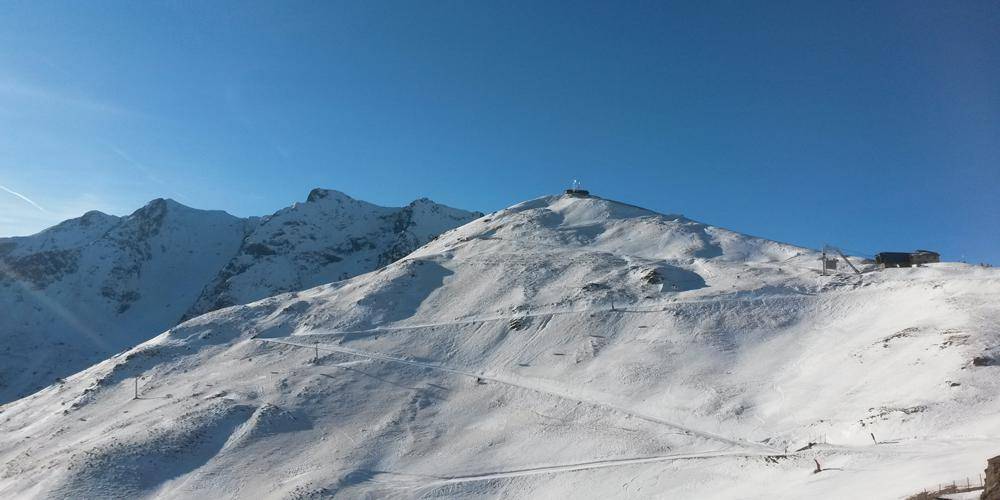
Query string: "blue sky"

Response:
xmin=1 ymin=1 xmax=998 ymax=262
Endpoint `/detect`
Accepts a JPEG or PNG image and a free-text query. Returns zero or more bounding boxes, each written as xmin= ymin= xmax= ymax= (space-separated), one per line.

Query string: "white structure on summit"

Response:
xmin=565 ymin=179 xmax=590 ymax=197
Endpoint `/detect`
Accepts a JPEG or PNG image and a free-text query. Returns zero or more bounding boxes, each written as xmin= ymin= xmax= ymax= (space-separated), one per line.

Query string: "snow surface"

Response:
xmin=0 ymin=191 xmax=479 ymax=404
xmin=1 ymin=194 xmax=997 ymax=499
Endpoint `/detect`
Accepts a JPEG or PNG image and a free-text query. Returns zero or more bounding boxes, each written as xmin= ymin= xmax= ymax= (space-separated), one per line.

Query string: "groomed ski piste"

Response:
xmin=1 ymin=193 xmax=998 ymax=499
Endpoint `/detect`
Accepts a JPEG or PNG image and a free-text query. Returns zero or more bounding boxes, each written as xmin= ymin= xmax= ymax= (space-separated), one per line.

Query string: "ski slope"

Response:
xmin=1 ymin=193 xmax=997 ymax=499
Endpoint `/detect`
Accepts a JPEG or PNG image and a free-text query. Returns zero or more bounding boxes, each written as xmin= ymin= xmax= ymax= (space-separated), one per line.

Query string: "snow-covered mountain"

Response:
xmin=0 ymin=190 xmax=480 ymax=404
xmin=183 ymin=189 xmax=480 ymax=320
xmin=1 ymin=193 xmax=997 ymax=499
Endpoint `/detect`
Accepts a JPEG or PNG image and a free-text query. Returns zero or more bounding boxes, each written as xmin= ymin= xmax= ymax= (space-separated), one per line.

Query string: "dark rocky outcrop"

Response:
xmin=985 ymin=455 xmax=1000 ymax=500
xmin=0 ymin=249 xmax=80 ymax=288
xmin=973 ymin=356 xmax=997 ymax=367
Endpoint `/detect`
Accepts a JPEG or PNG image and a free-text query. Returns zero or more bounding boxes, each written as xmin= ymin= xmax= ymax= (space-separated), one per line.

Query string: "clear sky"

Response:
xmin=1 ymin=1 xmax=998 ymax=263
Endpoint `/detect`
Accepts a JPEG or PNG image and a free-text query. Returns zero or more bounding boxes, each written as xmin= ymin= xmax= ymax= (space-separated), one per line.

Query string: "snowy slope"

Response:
xmin=1 ymin=193 xmax=997 ymax=499
xmin=183 ymin=189 xmax=481 ymax=319
xmin=0 ymin=191 xmax=479 ymax=404
xmin=0 ymin=199 xmax=248 ymax=405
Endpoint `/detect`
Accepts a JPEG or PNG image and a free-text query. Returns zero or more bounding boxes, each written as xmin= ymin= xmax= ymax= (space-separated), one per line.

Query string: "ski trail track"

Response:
xmin=288 ymin=293 xmax=820 ymax=340
xmin=420 ymin=449 xmax=770 ymax=486
xmin=257 ymin=338 xmax=779 ymax=454
xmin=328 ymin=449 xmax=777 ymax=494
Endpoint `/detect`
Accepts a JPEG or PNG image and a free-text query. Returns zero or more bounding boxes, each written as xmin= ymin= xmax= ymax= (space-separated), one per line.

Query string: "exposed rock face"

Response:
xmin=0 ymin=190 xmax=479 ymax=404
xmin=182 ymin=190 xmax=481 ymax=319
xmin=985 ymin=455 xmax=1000 ymax=500
xmin=1 ymin=249 xmax=81 ymax=288
xmin=973 ymin=355 xmax=997 ymax=367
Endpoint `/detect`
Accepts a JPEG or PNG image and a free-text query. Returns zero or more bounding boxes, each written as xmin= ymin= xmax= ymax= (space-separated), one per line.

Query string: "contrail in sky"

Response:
xmin=0 ymin=184 xmax=47 ymax=212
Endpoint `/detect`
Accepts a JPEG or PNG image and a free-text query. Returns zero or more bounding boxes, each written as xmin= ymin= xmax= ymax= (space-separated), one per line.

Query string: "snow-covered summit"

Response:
xmin=4 ymin=193 xmax=995 ymax=498
xmin=182 ymin=190 xmax=482 ymax=318
xmin=0 ymin=190 xmax=479 ymax=404
xmin=418 ymin=193 xmax=807 ymax=262
xmin=304 ymin=187 xmax=364 ymax=204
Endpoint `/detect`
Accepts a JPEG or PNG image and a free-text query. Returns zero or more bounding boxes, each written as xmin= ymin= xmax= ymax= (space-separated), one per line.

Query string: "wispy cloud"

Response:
xmin=0 ymin=183 xmax=47 ymax=213
xmin=108 ymin=145 xmax=165 ymax=184
xmin=0 ymin=78 xmax=133 ymax=117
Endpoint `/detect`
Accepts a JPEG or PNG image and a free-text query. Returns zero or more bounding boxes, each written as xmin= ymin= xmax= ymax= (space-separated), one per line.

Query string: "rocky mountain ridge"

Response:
xmin=0 ymin=190 xmax=480 ymax=404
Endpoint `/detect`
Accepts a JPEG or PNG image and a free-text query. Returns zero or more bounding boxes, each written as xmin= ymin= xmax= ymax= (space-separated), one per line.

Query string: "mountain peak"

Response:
xmin=503 ymin=193 xmax=661 ymax=225
xmin=52 ymin=210 xmax=120 ymax=231
xmin=306 ymin=188 xmax=356 ymax=204
xmin=81 ymin=209 xmax=111 ymax=219
xmin=408 ymin=193 xmax=808 ymax=265
xmin=0 ymin=189 xmax=478 ymax=406
xmin=130 ymin=197 xmax=191 ymax=218
xmin=128 ymin=198 xmax=240 ymax=223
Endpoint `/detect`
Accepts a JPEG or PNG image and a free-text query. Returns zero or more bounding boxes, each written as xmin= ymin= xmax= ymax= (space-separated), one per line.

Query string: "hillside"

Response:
xmin=0 ymin=193 xmax=997 ymax=499
xmin=0 ymin=190 xmax=479 ymax=404
xmin=183 ymin=189 xmax=479 ymax=319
